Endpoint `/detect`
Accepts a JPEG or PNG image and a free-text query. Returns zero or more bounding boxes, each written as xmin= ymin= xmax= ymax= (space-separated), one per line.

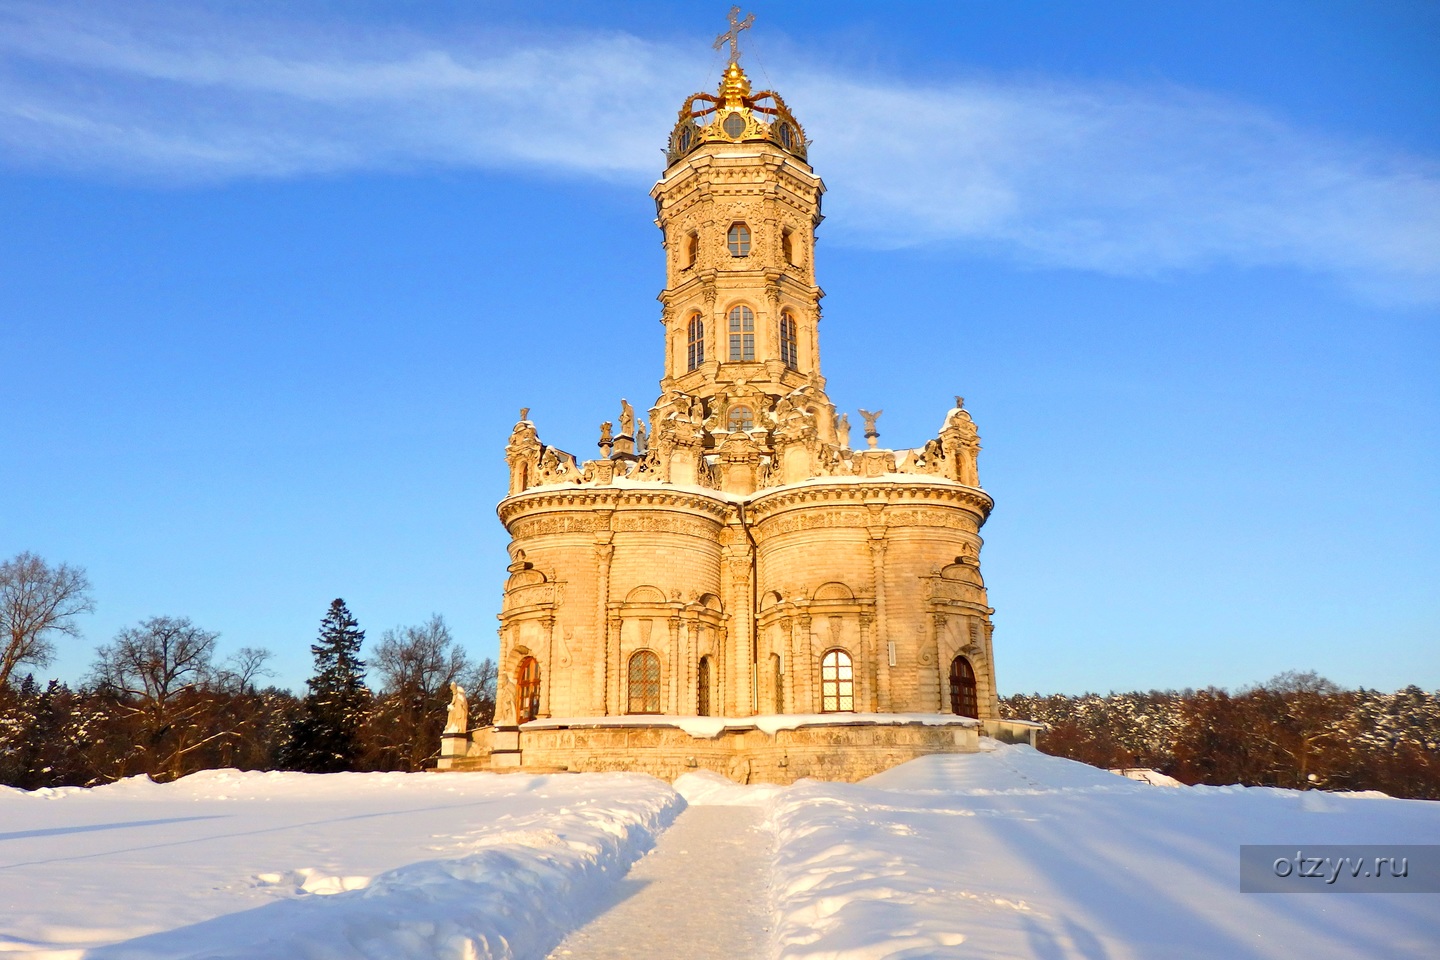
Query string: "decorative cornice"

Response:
xmin=498 ymin=475 xmax=991 ymax=528
xmin=748 ymin=479 xmax=993 ymax=521
xmin=498 ymin=486 xmax=733 ymax=527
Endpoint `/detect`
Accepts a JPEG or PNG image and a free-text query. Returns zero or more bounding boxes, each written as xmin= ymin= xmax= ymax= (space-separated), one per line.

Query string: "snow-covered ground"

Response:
xmin=770 ymin=744 xmax=1440 ymax=959
xmin=0 ymin=770 xmax=680 ymax=959
xmin=2 ymin=745 xmax=1437 ymax=959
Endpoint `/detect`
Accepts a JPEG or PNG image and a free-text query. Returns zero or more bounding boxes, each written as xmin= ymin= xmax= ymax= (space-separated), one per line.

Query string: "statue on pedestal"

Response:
xmin=858 ymin=408 xmax=883 ymax=449
xmin=444 ymin=682 xmax=469 ymax=733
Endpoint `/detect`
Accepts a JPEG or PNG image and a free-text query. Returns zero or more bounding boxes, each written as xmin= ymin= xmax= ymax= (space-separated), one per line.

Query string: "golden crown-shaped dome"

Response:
xmin=666 ymin=62 xmax=808 ymax=165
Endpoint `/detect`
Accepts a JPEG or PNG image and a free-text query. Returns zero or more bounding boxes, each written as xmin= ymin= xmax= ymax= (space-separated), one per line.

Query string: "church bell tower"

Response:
xmin=652 ymin=53 xmax=835 ymax=446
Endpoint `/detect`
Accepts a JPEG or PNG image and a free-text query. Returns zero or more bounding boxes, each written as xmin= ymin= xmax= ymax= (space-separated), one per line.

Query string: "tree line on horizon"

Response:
xmin=0 ymin=553 xmax=496 ymax=788
xmin=1001 ymin=676 xmax=1440 ymax=800
xmin=3 ymin=552 xmax=1436 ymax=797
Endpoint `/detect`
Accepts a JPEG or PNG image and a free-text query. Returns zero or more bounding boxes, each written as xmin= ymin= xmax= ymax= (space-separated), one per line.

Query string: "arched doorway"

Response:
xmin=697 ymin=655 xmax=712 ymax=716
xmin=516 ymin=656 xmax=540 ymax=722
xmin=949 ymin=655 xmax=978 ymax=719
xmin=628 ymin=650 xmax=661 ymax=714
xmin=820 ymin=649 xmax=854 ymax=713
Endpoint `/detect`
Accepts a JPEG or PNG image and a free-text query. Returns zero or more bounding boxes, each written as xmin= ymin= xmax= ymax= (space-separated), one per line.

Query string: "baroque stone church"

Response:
xmin=444 ymin=22 xmax=1037 ymax=782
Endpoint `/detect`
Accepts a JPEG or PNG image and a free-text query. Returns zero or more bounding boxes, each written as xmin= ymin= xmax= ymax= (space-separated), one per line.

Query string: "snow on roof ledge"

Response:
xmin=520 ymin=713 xmax=982 ymax=739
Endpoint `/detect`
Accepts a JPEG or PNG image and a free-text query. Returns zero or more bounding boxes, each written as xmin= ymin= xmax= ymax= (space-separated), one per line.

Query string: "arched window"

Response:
xmin=687 ymin=314 xmax=705 ymax=371
xmin=728 ymin=305 xmax=755 ymax=361
xmin=779 ymin=312 xmax=798 ymax=369
xmin=820 ymin=649 xmax=854 ymax=713
xmin=627 ymin=650 xmax=661 ymax=714
xmin=685 ymin=231 xmax=699 ymax=268
xmin=949 ymin=655 xmax=978 ymax=719
xmin=727 ymin=404 xmax=754 ymax=431
xmin=516 ymin=656 xmax=540 ymax=723
xmin=697 ymin=655 xmax=712 ymax=716
xmin=727 ymin=222 xmax=751 ymax=257
xmin=777 ymin=121 xmax=794 ymax=150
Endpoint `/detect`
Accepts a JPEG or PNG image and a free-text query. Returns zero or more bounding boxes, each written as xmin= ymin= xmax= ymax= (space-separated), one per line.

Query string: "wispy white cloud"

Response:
xmin=2 ymin=1 xmax=1437 ymax=304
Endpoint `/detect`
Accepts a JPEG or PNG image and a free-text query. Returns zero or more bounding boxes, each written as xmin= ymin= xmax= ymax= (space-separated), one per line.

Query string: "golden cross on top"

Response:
xmin=713 ymin=6 xmax=755 ymax=62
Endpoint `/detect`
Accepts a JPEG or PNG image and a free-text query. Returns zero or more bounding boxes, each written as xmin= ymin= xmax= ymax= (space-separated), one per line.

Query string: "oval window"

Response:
xmin=723 ymin=112 xmax=745 ymax=137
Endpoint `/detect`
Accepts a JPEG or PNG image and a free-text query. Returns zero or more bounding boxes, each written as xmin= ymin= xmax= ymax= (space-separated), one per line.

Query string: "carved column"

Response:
xmin=797 ymin=613 xmax=814 ymax=712
xmin=983 ymin=619 xmax=998 ymax=718
xmin=539 ymin=615 xmax=555 ymax=718
xmin=668 ymin=615 xmax=682 ymax=714
xmin=594 ymin=542 xmax=613 ymax=714
xmin=868 ymin=533 xmax=891 ymax=709
xmin=685 ymin=618 xmax=699 ymax=713
xmin=726 ymin=553 xmax=753 ymax=716
xmin=609 ymin=611 xmax=624 ymax=713
xmin=780 ymin=616 xmax=795 ymax=715
xmin=716 ymin=624 xmax=729 ymax=714
xmin=809 ymin=296 xmax=822 ymax=381
xmin=859 ymin=613 xmax=876 ymax=712
xmin=931 ymin=613 xmax=949 ymax=712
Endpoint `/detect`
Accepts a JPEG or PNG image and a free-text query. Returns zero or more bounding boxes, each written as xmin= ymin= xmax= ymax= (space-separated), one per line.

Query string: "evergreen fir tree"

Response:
xmin=282 ymin=599 xmax=369 ymax=772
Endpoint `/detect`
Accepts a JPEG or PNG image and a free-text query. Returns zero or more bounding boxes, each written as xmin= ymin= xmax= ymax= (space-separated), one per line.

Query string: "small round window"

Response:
xmin=723 ymin=112 xmax=745 ymax=137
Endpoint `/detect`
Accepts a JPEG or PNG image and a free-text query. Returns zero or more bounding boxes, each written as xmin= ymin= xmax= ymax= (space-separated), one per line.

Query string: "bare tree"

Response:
xmin=373 ymin=615 xmax=468 ymax=699
xmin=217 ymin=646 xmax=274 ymax=694
xmin=462 ymin=656 xmax=498 ymax=727
xmin=1 ymin=552 xmax=95 ymax=689
xmin=90 ymin=616 xmax=224 ymax=780
xmin=367 ymin=615 xmax=470 ymax=770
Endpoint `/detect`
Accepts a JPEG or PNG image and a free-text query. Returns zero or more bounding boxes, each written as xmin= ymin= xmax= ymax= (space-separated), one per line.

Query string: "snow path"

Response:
xmin=546 ymin=804 xmax=774 ymax=960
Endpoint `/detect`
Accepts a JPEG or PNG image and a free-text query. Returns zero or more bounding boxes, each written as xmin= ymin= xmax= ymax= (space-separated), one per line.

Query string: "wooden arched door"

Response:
xmin=949 ymin=655 xmax=978 ymax=719
xmin=516 ymin=656 xmax=540 ymax=722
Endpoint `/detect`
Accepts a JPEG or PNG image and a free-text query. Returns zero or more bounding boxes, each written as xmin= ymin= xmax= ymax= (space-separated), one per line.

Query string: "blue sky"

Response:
xmin=2 ymin=1 xmax=1436 ymax=696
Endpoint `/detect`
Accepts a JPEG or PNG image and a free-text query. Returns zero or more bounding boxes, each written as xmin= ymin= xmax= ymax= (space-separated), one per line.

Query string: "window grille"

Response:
xmin=780 ymin=313 xmax=798 ymax=369
xmin=727 ymin=223 xmax=751 ymax=257
xmin=687 ymin=315 xmax=705 ymax=371
xmin=820 ymin=649 xmax=854 ymax=712
xmin=728 ymin=305 xmax=754 ymax=361
xmin=697 ymin=656 xmax=711 ymax=716
xmin=627 ymin=650 xmax=661 ymax=714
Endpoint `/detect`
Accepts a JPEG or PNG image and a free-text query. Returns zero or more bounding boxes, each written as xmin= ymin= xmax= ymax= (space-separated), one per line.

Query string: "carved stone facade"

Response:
xmin=460 ymin=55 xmax=1032 ymax=781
